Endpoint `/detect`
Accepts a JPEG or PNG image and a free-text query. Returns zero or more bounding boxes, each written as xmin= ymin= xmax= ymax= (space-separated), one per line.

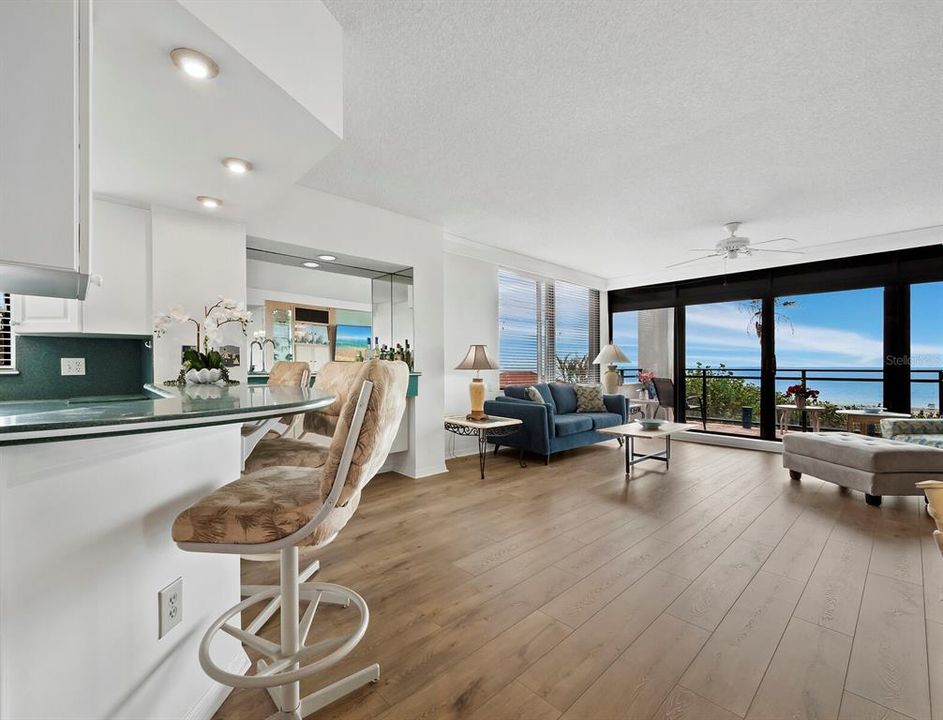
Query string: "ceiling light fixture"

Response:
xmin=196 ymin=195 xmax=222 ymax=209
xmin=302 ymin=261 xmax=320 ymax=269
xmin=170 ymin=48 xmax=219 ymax=80
xmin=317 ymin=255 xmax=337 ymax=261
xmin=222 ymin=157 xmax=252 ymax=174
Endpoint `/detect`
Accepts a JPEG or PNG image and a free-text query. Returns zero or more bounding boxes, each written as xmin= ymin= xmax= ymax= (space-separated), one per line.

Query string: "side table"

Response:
xmin=444 ymin=415 xmax=524 ymax=479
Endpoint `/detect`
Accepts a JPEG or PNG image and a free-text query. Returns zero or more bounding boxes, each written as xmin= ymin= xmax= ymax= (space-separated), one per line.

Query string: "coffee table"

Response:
xmin=599 ymin=421 xmax=694 ymax=473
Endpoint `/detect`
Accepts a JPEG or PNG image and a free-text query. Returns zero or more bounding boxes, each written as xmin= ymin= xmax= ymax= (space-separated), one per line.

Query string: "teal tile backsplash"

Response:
xmin=0 ymin=336 xmax=152 ymax=401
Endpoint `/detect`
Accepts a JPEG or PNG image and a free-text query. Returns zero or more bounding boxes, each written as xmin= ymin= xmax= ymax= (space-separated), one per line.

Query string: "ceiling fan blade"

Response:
xmin=686 ymin=247 xmax=719 ymax=252
xmin=666 ymin=254 xmax=720 ymax=269
xmin=752 ymin=248 xmax=804 ymax=255
xmin=751 ymin=237 xmax=798 ymax=246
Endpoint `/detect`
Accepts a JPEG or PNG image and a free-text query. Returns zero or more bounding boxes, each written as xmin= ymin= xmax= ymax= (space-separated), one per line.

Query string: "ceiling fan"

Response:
xmin=667 ymin=222 xmax=802 ymax=269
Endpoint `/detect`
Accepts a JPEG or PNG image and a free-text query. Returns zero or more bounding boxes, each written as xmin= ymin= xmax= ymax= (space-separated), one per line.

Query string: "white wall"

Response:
xmin=151 ymin=207 xmax=248 ymax=383
xmin=443 ymin=253 xmax=499 ymax=457
xmin=248 ymin=186 xmax=446 ymax=478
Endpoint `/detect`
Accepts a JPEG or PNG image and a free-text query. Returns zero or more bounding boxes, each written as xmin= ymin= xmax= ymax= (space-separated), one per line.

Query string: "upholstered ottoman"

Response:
xmin=782 ymin=432 xmax=943 ymax=506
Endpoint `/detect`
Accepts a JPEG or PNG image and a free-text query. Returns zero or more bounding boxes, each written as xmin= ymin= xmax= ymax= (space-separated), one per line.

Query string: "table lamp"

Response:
xmin=593 ymin=344 xmax=630 ymax=394
xmin=455 ymin=344 xmax=499 ymax=420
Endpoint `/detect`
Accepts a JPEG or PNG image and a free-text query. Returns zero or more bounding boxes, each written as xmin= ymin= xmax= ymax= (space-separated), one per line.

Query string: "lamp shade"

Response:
xmin=455 ymin=344 xmax=499 ymax=370
xmin=593 ymin=344 xmax=630 ymax=365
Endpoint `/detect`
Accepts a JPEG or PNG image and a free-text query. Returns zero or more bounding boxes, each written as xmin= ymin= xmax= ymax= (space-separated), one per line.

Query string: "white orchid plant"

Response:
xmin=154 ymin=298 xmax=251 ymax=384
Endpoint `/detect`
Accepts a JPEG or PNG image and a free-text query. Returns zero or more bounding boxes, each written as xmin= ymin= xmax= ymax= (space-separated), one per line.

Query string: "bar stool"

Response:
xmin=173 ymin=360 xmax=408 ymax=718
xmin=244 ymin=362 xmax=365 ymax=474
xmin=240 ymin=361 xmax=371 ymax=633
xmin=242 ymin=361 xmax=312 ymax=463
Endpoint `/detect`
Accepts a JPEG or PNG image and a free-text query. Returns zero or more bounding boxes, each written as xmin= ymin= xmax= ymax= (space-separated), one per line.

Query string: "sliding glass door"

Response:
xmin=685 ymin=300 xmax=762 ymax=436
xmin=773 ymin=288 xmax=884 ymax=436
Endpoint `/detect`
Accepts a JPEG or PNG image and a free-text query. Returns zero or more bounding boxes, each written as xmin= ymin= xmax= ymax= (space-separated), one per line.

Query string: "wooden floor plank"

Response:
xmin=845 ymin=572 xmax=931 ymax=720
xmin=794 ymin=514 xmax=873 ymax=636
xmin=667 ymin=538 xmax=773 ymax=632
xmin=650 ymin=686 xmax=741 ymax=720
xmin=541 ymin=535 xmax=678 ymax=628
xmin=870 ymin=512 xmax=926 ymax=586
xmin=923 ymin=532 xmax=943 ymax=625
xmin=680 ymin=570 xmax=805 ymax=716
xmin=837 ymin=692 xmax=913 ymax=720
xmin=520 ymin=569 xmax=690 ymax=711
xmin=559 ymin=614 xmax=710 ymax=720
xmin=658 ymin=481 xmax=784 ymax=581
xmin=377 ymin=611 xmax=570 ymax=720
xmin=746 ymin=617 xmax=852 ymax=720
xmin=761 ymin=503 xmax=839 ymax=583
xmin=928 ymin=619 xmax=942 ymax=720
xmin=466 ymin=681 xmax=561 ymax=720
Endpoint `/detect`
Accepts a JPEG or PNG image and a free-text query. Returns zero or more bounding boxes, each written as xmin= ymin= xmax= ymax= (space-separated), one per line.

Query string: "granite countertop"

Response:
xmin=0 ymin=384 xmax=335 ymax=445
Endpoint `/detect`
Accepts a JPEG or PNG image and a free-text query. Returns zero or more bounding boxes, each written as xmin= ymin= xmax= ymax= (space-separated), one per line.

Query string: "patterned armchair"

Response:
xmin=880 ymin=419 xmax=943 ymax=450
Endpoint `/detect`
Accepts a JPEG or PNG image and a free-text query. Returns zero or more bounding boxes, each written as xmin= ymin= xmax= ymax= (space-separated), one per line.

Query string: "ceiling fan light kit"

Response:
xmin=666 ymin=221 xmax=802 ymax=269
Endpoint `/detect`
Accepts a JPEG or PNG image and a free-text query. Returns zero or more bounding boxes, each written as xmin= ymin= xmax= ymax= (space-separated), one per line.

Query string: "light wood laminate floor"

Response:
xmin=214 ymin=439 xmax=941 ymax=720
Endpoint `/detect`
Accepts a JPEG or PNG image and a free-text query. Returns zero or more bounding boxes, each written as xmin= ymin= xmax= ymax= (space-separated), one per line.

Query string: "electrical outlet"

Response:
xmin=158 ymin=577 xmax=183 ymax=638
xmin=60 ymin=357 xmax=86 ymax=376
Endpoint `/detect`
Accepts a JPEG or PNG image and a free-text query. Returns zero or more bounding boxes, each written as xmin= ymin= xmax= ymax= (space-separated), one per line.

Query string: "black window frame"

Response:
xmin=608 ymin=244 xmax=943 ymax=441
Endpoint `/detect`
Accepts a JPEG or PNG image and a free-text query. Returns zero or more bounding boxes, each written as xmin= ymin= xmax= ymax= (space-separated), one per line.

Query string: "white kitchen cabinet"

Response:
xmin=0 ymin=0 xmax=91 ymax=294
xmin=13 ymin=200 xmax=151 ymax=336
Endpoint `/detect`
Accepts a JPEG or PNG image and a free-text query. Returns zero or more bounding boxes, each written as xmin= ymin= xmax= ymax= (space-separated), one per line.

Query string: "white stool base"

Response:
xmin=264 ymin=664 xmax=380 ymax=720
xmin=199 ymin=548 xmax=376 ymax=719
xmin=242 ymin=556 xmax=323 ymax=636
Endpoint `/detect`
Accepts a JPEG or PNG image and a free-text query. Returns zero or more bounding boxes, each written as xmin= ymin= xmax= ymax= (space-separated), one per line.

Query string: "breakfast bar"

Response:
xmin=0 ymin=385 xmax=333 ymax=719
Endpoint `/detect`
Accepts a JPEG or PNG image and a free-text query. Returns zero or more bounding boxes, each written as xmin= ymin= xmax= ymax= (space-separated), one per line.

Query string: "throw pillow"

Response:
xmin=575 ymin=384 xmax=607 ymax=412
xmin=526 ymin=386 xmax=545 ymax=403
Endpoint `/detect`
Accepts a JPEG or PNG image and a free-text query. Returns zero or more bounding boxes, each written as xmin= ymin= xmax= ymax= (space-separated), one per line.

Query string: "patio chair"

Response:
xmin=653 ymin=377 xmax=705 ymax=428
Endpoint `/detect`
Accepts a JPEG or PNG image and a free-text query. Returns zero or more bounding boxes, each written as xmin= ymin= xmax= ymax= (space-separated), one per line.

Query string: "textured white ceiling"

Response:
xmin=304 ymin=0 xmax=943 ymax=283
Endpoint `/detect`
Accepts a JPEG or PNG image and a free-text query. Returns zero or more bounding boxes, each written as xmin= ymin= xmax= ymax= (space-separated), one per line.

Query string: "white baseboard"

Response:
xmin=184 ymin=652 xmax=251 ymax=720
xmin=675 ymin=430 xmax=783 ymax=453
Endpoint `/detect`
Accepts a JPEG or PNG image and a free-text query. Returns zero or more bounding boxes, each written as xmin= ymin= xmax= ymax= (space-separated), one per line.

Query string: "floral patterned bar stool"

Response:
xmin=173 ymin=360 xmax=408 ymax=719
xmin=240 ymin=361 xmax=369 ymax=633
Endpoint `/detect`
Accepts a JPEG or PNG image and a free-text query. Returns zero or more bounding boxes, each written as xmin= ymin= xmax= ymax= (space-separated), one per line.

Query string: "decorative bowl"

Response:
xmin=639 ymin=419 xmax=665 ymax=430
xmin=185 ymin=368 xmax=222 ymax=385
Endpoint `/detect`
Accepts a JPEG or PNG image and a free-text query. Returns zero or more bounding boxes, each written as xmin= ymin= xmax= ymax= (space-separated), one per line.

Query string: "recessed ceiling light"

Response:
xmin=302 ymin=261 xmax=320 ymax=269
xmin=222 ymin=157 xmax=252 ymax=174
xmin=317 ymin=255 xmax=337 ymax=261
xmin=170 ymin=48 xmax=219 ymax=80
xmin=196 ymin=195 xmax=222 ymax=209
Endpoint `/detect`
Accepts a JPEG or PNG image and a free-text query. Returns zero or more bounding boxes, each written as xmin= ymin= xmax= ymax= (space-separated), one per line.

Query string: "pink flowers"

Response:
xmin=638 ymin=370 xmax=656 ymax=384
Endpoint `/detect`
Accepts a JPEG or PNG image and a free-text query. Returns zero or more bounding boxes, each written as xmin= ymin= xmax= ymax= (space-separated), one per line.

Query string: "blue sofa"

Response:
xmin=484 ymin=382 xmax=627 ymax=464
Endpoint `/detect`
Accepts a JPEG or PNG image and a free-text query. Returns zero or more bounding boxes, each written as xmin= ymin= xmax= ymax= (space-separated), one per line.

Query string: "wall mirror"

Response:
xmin=245 ymin=238 xmax=414 ymax=379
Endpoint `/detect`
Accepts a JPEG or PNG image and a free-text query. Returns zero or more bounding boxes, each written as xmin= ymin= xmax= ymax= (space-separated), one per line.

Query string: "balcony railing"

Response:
xmin=618 ymin=366 xmax=943 ymax=436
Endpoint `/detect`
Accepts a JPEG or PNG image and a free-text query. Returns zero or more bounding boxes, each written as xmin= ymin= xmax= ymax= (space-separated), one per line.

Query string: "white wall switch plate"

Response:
xmin=60 ymin=357 xmax=86 ymax=376
xmin=158 ymin=577 xmax=183 ymax=638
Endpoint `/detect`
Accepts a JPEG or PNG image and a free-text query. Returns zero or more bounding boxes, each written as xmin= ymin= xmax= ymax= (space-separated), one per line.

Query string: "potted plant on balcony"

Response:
xmin=785 ymin=384 xmax=820 ymax=410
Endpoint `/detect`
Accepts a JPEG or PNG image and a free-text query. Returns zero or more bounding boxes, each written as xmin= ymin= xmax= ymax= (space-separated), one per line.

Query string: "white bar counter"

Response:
xmin=0 ymin=385 xmax=334 ymax=719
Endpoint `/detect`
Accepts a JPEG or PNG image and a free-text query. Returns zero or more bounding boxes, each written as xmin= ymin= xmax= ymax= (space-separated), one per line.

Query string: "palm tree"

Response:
xmin=741 ymin=298 xmax=797 ymax=340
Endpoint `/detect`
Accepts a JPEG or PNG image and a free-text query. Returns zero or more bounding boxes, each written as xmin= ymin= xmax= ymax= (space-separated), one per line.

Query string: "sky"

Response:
xmin=612 ymin=282 xmax=943 ymax=407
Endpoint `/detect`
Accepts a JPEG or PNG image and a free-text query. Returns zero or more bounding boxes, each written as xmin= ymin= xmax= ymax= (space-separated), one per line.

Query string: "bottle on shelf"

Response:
xmin=372 ymin=337 xmax=380 ymax=360
xmin=404 ymin=339 xmax=413 ymax=370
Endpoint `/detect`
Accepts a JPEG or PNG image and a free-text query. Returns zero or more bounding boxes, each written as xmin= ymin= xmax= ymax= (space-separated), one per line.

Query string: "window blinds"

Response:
xmin=498 ymin=270 xmax=541 ymax=387
xmin=497 ymin=270 xmax=600 ymax=386
xmin=0 ymin=294 xmax=12 ymax=369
